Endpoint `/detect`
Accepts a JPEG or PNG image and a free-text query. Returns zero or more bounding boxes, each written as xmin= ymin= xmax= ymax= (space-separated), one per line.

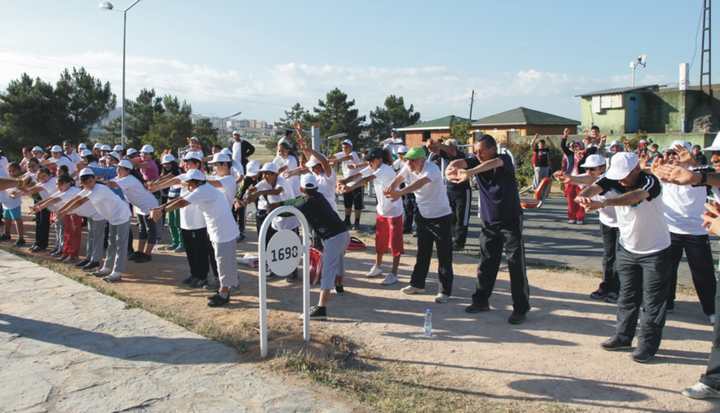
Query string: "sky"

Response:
xmin=0 ymin=0 xmax=714 ymax=123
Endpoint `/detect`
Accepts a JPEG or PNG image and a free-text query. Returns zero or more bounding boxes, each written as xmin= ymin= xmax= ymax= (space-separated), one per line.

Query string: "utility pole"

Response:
xmin=468 ymin=89 xmax=475 ymax=121
xmin=701 ymin=0 xmax=713 ymax=97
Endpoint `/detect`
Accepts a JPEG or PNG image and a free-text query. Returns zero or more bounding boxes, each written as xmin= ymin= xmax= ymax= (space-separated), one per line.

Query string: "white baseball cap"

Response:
xmin=108 ymin=151 xmax=122 ymax=162
xmin=126 ymin=148 xmax=138 ymax=156
xmin=93 ymin=143 xmax=103 ymax=150
xmin=305 ymin=157 xmax=320 ymax=169
xmin=609 ymin=140 xmax=622 ymax=147
xmin=705 ymin=132 xmax=720 ymax=151
xmin=32 ymin=146 xmax=44 ymax=153
xmin=79 ymin=168 xmax=95 ymax=177
xmin=581 ymin=154 xmax=607 ymax=169
xmin=605 ymin=152 xmax=639 ymax=180
xmin=245 ymin=160 xmax=261 ymax=177
xmin=140 ymin=144 xmax=154 ymax=154
xmin=670 ymin=140 xmax=692 ymax=152
xmin=101 ymin=144 xmax=112 ymax=151
xmin=50 ymin=145 xmax=62 ymax=153
xmin=160 ymin=154 xmax=176 ymax=164
xmin=220 ymin=148 xmax=232 ymax=156
xmin=341 ymin=139 xmax=353 ymax=147
xmin=260 ymin=162 xmax=278 ymax=174
xmin=301 ymin=173 xmax=317 ymax=189
xmin=78 ymin=143 xmax=87 ymax=150
xmin=182 ymin=151 xmax=203 ymax=162
xmin=208 ymin=153 xmax=231 ymax=164
xmin=232 ymin=130 xmax=240 ymax=135
xmin=80 ymin=149 xmax=92 ymax=157
xmin=113 ymin=144 xmax=124 ymax=151
xmin=180 ymin=169 xmax=206 ymax=182
xmin=118 ymin=159 xmax=134 ymax=169
xmin=397 ymin=145 xmax=408 ymax=154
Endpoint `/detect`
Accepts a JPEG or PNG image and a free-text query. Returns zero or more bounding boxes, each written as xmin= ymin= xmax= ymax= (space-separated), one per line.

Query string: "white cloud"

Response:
xmin=0 ymin=49 xmax=666 ymax=121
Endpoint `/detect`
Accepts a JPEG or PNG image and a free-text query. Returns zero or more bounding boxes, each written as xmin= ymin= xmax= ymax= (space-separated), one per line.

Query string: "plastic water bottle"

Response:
xmin=423 ymin=308 xmax=432 ymax=337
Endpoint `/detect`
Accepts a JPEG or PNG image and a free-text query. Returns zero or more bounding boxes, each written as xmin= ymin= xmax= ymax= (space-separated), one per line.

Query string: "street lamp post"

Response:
xmin=629 ymin=54 xmax=647 ymax=87
xmin=99 ymin=0 xmax=143 ymax=146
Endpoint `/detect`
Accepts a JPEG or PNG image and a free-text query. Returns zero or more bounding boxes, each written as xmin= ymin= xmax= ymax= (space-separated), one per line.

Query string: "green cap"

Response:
xmin=404 ymin=147 xmax=426 ymax=160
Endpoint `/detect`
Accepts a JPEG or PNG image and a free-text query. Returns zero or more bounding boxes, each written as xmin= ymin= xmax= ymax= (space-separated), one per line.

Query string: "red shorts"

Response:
xmin=375 ymin=215 xmax=404 ymax=257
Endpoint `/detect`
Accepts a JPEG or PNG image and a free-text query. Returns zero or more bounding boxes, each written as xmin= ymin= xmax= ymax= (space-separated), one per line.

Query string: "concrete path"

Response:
xmin=0 ymin=250 xmax=354 ymax=413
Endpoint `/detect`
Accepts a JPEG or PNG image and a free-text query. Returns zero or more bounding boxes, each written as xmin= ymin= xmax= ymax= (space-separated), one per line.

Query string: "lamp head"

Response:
xmin=99 ymin=1 xmax=114 ymax=10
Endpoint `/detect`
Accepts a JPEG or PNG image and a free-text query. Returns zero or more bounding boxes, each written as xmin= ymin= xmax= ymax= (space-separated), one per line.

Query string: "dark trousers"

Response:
xmin=472 ymin=220 xmax=530 ymax=313
xmin=34 ymin=208 xmax=50 ymax=249
xmin=666 ymin=233 xmax=716 ymax=316
xmin=181 ymin=228 xmax=211 ymax=281
xmin=701 ymin=268 xmax=720 ymax=389
xmin=409 ymin=213 xmax=453 ymax=295
xmin=447 ymin=188 xmax=471 ymax=248
xmin=402 ymin=194 xmax=416 ymax=233
xmin=599 ymin=224 xmax=619 ymax=294
xmin=615 ymin=245 xmax=671 ymax=354
xmin=234 ymin=205 xmax=246 ymax=235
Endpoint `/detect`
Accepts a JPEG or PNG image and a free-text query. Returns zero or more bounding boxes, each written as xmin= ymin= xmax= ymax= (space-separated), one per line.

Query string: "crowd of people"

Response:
xmin=2 ymin=124 xmax=720 ymax=399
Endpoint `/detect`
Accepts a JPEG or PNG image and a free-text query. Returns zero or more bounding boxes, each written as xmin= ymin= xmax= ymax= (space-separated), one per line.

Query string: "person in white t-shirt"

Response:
xmin=659 ymin=141 xmax=715 ymax=321
xmin=334 ymin=139 xmax=367 ymax=230
xmin=17 ymin=166 xmax=56 ymax=252
xmin=32 ymin=174 xmax=83 ymax=262
xmin=108 ymin=159 xmax=160 ymax=263
xmin=47 ymin=145 xmax=77 ymax=176
xmin=59 ymin=168 xmax=132 ymax=283
xmin=341 ymin=148 xmax=404 ymax=286
xmin=281 ymin=135 xmax=338 ymax=217
xmin=577 ymin=152 xmax=672 ymax=363
xmin=151 ymin=169 xmax=240 ymax=307
xmin=273 ymin=140 xmax=301 ymax=198
xmin=206 ymin=153 xmax=237 ymax=209
xmin=64 ymin=141 xmax=82 ymax=165
xmin=385 ymin=147 xmax=454 ymax=304
xmin=0 ymin=162 xmax=26 ymax=246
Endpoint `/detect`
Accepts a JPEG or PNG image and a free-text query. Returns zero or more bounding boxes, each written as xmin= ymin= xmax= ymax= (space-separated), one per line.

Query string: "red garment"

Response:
xmin=62 ymin=214 xmax=82 ymax=258
xmin=375 ymin=215 xmax=404 ymax=257
xmin=563 ymin=183 xmax=586 ymax=222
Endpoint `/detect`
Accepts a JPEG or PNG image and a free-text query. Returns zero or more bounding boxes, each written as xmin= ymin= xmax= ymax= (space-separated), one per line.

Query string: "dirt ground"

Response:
xmin=4 ymin=210 xmax=719 ymax=413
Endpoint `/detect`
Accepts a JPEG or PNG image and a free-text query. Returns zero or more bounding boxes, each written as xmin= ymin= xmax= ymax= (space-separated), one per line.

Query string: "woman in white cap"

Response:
xmin=273 ymin=139 xmax=301 ymax=197
xmin=113 ymin=144 xmax=125 ymax=157
xmin=206 ymin=153 xmax=237 ymax=209
xmin=281 ymin=137 xmax=338 ymax=217
xmin=58 ymin=168 xmax=132 ymax=283
xmin=158 ymin=153 xmax=184 ymax=251
xmin=151 ymin=169 xmax=239 ymax=307
xmin=44 ymin=145 xmax=77 ymax=176
xmin=335 ymin=139 xmax=367 ymax=230
xmin=107 ymin=159 xmax=160 ymax=263
xmin=138 ymin=144 xmax=160 ymax=183
xmin=31 ymin=174 xmax=83 ymax=262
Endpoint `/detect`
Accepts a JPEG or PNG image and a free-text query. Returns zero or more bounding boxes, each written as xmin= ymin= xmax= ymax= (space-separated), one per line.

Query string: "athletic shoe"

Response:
xmin=207 ymin=292 xmax=230 ymax=307
xmin=508 ymin=311 xmax=527 ymax=325
xmin=601 ymin=336 xmax=632 ymax=351
xmin=82 ymin=261 xmax=100 ymax=271
xmin=14 ymin=238 xmax=26 ymax=247
xmin=631 ymin=348 xmax=655 ymax=363
xmin=134 ymin=253 xmax=152 ymax=263
xmin=576 ymin=220 xmax=584 ymax=225
xmin=352 ymin=223 xmax=361 ymax=231
xmin=181 ymin=276 xmax=195 ymax=285
xmin=710 ymin=314 xmax=716 ymax=325
xmin=50 ymin=249 xmax=63 ymax=257
xmin=400 ymin=286 xmax=425 ymax=295
xmin=465 ymin=301 xmax=491 ymax=313
xmin=434 ymin=293 xmax=450 ymax=304
xmin=191 ymin=278 xmax=206 ymax=288
xmin=0 ymin=234 xmax=10 ymax=241
xmin=452 ymin=243 xmax=465 ymax=251
xmin=308 ymin=305 xmax=327 ymax=320
xmin=381 ymin=273 xmax=398 ymax=285
xmin=590 ymin=289 xmax=608 ymax=300
xmin=204 ymin=279 xmax=220 ymax=291
xmin=366 ymin=265 xmax=383 ymax=278
xmin=567 ymin=220 xmax=576 ymax=224
xmin=92 ymin=268 xmax=112 ymax=277
xmin=286 ymin=270 xmax=299 ymax=283
xmin=666 ymin=302 xmax=675 ymax=313
xmin=237 ymin=232 xmax=246 ymax=242
xmin=102 ymin=272 xmax=122 ymax=283
xmin=605 ymin=292 xmax=619 ymax=303
xmin=56 ymin=255 xmax=68 ymax=261
xmin=75 ymin=258 xmax=90 ymax=267
xmin=173 ymin=245 xmax=185 ymax=253
xmin=335 ymin=284 xmax=345 ymax=295
xmin=682 ymin=382 xmax=720 ymax=399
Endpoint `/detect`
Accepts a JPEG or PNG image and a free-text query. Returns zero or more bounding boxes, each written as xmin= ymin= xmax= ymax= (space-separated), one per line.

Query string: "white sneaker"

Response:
xmin=710 ymin=314 xmax=716 ymax=325
xmin=401 ymin=285 xmax=425 ymax=295
xmin=103 ymin=272 xmax=122 ymax=283
xmin=682 ymin=382 xmax=720 ymax=399
xmin=366 ymin=265 xmax=383 ymax=278
xmin=567 ymin=220 xmax=576 ymax=224
xmin=576 ymin=220 xmax=584 ymax=225
xmin=434 ymin=293 xmax=450 ymax=303
xmin=92 ymin=267 xmax=112 ymax=277
xmin=381 ymin=273 xmax=399 ymax=285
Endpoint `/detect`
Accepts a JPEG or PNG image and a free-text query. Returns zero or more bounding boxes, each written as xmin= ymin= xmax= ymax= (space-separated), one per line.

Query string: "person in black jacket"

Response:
xmin=231 ymin=131 xmax=255 ymax=170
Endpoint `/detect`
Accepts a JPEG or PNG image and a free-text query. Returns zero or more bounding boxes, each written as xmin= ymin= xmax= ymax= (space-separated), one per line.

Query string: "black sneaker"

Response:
xmin=237 ymin=232 xmax=246 ymax=241
xmin=590 ymin=288 xmax=608 ymax=300
xmin=134 ymin=253 xmax=152 ymax=263
xmin=465 ymin=302 xmax=491 ymax=313
xmin=601 ymin=336 xmax=633 ymax=351
xmin=335 ymin=284 xmax=345 ymax=295
xmin=666 ymin=302 xmax=675 ymax=313
xmin=286 ymin=270 xmax=298 ymax=283
xmin=75 ymin=258 xmax=90 ymax=267
xmin=181 ymin=276 xmax=195 ymax=285
xmin=50 ymin=249 xmax=63 ymax=257
xmin=631 ymin=348 xmax=655 ymax=363
xmin=207 ymin=292 xmax=230 ymax=307
xmin=352 ymin=223 xmax=361 ymax=231
xmin=508 ymin=311 xmax=527 ymax=325
xmin=14 ymin=238 xmax=26 ymax=247
xmin=605 ymin=292 xmax=619 ymax=303
xmin=452 ymin=243 xmax=465 ymax=251
xmin=0 ymin=234 xmax=10 ymax=241
xmin=82 ymin=261 xmax=100 ymax=271
xmin=192 ymin=278 xmax=207 ymax=288
xmin=308 ymin=305 xmax=327 ymax=320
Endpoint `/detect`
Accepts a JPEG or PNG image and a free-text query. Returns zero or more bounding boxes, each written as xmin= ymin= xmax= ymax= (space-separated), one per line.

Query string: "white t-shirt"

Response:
xmin=273 ymin=155 xmax=300 ymax=197
xmin=208 ymin=174 xmax=236 ymax=209
xmin=114 ymin=175 xmax=159 ymax=215
xmin=335 ymin=151 xmax=363 ymax=178
xmin=597 ymin=173 xmax=670 ymax=254
xmin=67 ymin=151 xmax=82 ymax=165
xmin=178 ymin=172 xmax=206 ymax=230
xmin=80 ymin=184 xmax=131 ymax=225
xmin=363 ymin=164 xmax=403 ymax=218
xmin=398 ymin=161 xmax=451 ymax=219
xmin=0 ymin=189 xmax=21 ymax=210
xmin=183 ymin=183 xmax=239 ymax=244
xmin=37 ymin=177 xmax=58 ymax=200
xmin=255 ymin=177 xmax=299 ymax=230
xmin=231 ymin=163 xmax=244 ymax=181
xmin=313 ymin=169 xmax=339 ymax=215
xmin=662 ymin=182 xmax=708 ymax=235
xmin=392 ymin=158 xmax=405 ymax=173
xmin=231 ymin=141 xmax=243 ymax=166
xmin=591 ymin=174 xmax=618 ymax=228
xmin=73 ymin=196 xmax=103 ymax=221
xmin=0 ymin=156 xmax=8 ymax=177
xmin=50 ymin=187 xmax=81 ymax=211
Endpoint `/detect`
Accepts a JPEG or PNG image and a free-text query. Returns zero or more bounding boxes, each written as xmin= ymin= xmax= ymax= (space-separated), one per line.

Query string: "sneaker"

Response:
xmin=50 ymin=249 xmax=63 ymax=257
xmin=567 ymin=220 xmax=576 ymax=224
xmin=576 ymin=220 xmax=584 ymax=225
xmin=601 ymin=336 xmax=632 ymax=351
xmin=508 ymin=311 xmax=527 ymax=325
xmin=181 ymin=276 xmax=195 ymax=285
xmin=381 ymin=273 xmax=399 ymax=285
xmin=366 ymin=265 xmax=383 ymax=278
xmin=102 ymin=272 xmax=122 ymax=283
xmin=92 ymin=268 xmax=112 ymax=277
xmin=710 ymin=314 xmax=716 ymax=325
xmin=682 ymin=382 xmax=720 ymax=399
xmin=452 ymin=243 xmax=464 ymax=251
xmin=56 ymin=255 xmax=68 ymax=261
xmin=75 ymin=258 xmax=90 ymax=268
xmin=191 ymin=278 xmax=207 ymax=288
xmin=204 ymin=279 xmax=220 ymax=291
xmin=133 ymin=253 xmax=152 ymax=263
xmin=605 ymin=292 xmax=619 ymax=303
xmin=465 ymin=302 xmax=491 ymax=313
xmin=14 ymin=238 xmax=26 ymax=247
xmin=352 ymin=223 xmax=361 ymax=231
xmin=631 ymin=348 xmax=655 ymax=363
xmin=400 ymin=286 xmax=425 ymax=295
xmin=434 ymin=293 xmax=450 ymax=304
xmin=335 ymin=284 xmax=344 ymax=295
xmin=666 ymin=302 xmax=675 ymax=313
xmin=590 ymin=288 xmax=607 ymax=300
xmin=237 ymin=232 xmax=246 ymax=242
xmin=286 ymin=270 xmax=299 ymax=283
xmin=207 ymin=292 xmax=230 ymax=307
xmin=308 ymin=305 xmax=327 ymax=320
xmin=0 ymin=234 xmax=10 ymax=241
xmin=173 ymin=245 xmax=185 ymax=253
xmin=82 ymin=261 xmax=101 ymax=271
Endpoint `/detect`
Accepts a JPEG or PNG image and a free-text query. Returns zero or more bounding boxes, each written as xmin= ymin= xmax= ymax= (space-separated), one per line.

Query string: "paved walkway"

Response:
xmin=0 ymin=250 xmax=353 ymax=413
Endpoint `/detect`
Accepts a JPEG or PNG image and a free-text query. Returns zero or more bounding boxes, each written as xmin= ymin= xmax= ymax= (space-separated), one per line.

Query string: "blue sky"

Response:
xmin=0 ymin=0 xmax=713 ymax=123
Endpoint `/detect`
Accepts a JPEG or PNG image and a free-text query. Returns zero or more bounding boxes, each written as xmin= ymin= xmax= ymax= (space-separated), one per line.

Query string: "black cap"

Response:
xmin=365 ymin=148 xmax=385 ymax=162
